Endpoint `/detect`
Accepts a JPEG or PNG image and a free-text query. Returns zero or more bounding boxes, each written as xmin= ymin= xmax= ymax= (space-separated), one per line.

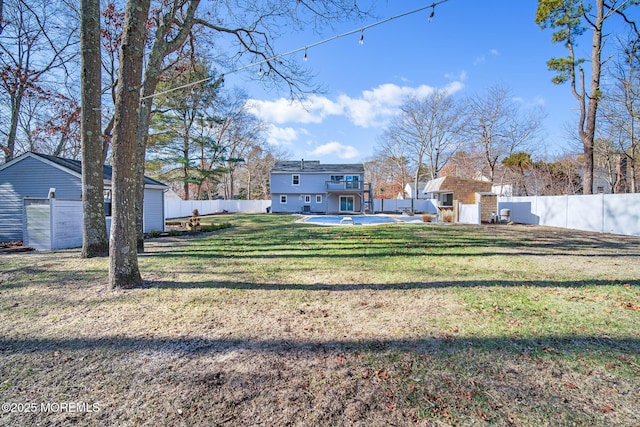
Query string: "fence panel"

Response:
xmin=603 ymin=193 xmax=640 ymax=235
xmin=499 ymin=193 xmax=640 ymax=236
xmin=51 ymin=199 xmax=83 ymax=250
xmin=165 ymin=199 xmax=272 ymax=219
xmin=373 ymin=199 xmax=437 ymax=213
xmin=458 ymin=203 xmax=480 ymax=224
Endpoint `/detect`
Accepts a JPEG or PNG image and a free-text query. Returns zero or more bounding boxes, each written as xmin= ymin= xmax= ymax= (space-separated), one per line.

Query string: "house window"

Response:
xmin=104 ymin=190 xmax=112 ymax=217
xmin=330 ymin=175 xmax=344 ymax=183
xmin=440 ymin=192 xmax=453 ymax=207
xmin=292 ymin=174 xmax=300 ymax=185
xmin=304 ymin=195 xmax=311 ymax=204
xmin=315 ymin=195 xmax=322 ymax=204
xmin=280 ymin=195 xmax=287 ymax=204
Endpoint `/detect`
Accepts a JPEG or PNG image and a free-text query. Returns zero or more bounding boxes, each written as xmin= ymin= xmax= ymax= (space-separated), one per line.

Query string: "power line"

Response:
xmin=142 ymin=1 xmax=450 ymax=101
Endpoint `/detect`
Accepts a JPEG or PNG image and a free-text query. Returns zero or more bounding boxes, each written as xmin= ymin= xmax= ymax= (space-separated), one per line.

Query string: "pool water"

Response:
xmin=300 ymin=215 xmax=399 ymax=226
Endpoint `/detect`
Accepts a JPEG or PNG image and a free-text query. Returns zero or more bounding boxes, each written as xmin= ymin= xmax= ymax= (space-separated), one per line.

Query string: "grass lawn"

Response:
xmin=1 ymin=214 xmax=639 ymax=426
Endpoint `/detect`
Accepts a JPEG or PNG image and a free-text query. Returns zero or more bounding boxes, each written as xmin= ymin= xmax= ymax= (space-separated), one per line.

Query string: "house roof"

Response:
xmin=1 ymin=152 xmax=167 ymax=188
xmin=271 ymin=160 xmax=364 ymax=174
xmin=423 ymin=176 xmax=494 ymax=194
xmin=422 ymin=177 xmax=447 ymax=193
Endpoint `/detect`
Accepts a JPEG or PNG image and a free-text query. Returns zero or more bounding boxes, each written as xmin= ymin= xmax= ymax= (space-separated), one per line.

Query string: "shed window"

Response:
xmin=292 ymin=175 xmax=300 ymax=185
xmin=440 ymin=192 xmax=453 ymax=207
xmin=104 ymin=190 xmax=112 ymax=217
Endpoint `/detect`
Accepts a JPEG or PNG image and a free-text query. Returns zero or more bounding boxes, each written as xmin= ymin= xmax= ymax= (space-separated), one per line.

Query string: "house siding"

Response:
xmin=0 ymin=156 xmax=83 ymax=242
xmin=270 ymin=171 xmax=364 ymax=213
xmin=270 ymin=172 xmax=332 ymax=213
xmin=0 ymin=153 xmax=167 ymax=244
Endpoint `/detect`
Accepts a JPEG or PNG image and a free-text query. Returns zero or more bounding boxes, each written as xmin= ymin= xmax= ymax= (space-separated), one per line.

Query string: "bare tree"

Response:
xmin=373 ymin=133 xmax=411 ymax=198
xmin=364 ymin=155 xmax=409 ymax=199
xmin=378 ymin=90 xmax=464 ymax=198
xmin=463 ymin=84 xmax=544 ymax=182
xmin=0 ymin=0 xmax=78 ymax=163
xmin=106 ymin=0 xmax=371 ymax=283
xmin=600 ymin=36 xmax=640 ymax=192
xmin=237 ymin=144 xmax=284 ymax=200
xmin=212 ymin=89 xmax=266 ymax=200
xmin=132 ymin=0 xmax=371 ymax=251
xmin=536 ymin=0 xmax=639 ymax=194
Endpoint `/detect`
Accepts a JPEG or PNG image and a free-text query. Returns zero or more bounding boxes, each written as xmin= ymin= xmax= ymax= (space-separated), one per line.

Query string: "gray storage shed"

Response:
xmin=0 ymin=152 xmax=167 ymax=243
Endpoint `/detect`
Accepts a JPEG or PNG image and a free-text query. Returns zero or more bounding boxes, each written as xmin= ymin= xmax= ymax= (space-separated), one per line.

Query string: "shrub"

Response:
xmin=441 ymin=209 xmax=454 ymax=223
xmin=147 ymin=229 xmax=162 ymax=238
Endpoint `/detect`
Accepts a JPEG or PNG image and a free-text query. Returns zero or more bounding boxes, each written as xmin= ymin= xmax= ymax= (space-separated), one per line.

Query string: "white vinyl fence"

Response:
xmin=373 ymin=198 xmax=438 ymax=213
xmin=498 ymin=193 xmax=640 ymax=236
xmin=165 ymin=199 xmax=272 ymax=219
xmin=24 ymin=198 xmax=84 ymax=250
xmin=458 ymin=203 xmax=481 ymax=224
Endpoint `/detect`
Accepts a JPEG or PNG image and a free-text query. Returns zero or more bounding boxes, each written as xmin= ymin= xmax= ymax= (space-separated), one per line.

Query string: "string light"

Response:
xmin=141 ymin=1 xmax=450 ymax=101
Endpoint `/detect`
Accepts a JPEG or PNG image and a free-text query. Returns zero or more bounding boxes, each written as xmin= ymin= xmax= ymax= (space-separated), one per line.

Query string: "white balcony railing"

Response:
xmin=326 ymin=180 xmax=363 ymax=191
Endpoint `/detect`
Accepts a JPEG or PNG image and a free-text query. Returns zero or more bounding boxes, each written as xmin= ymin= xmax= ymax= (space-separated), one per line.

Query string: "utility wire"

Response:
xmin=142 ymin=1 xmax=450 ymax=101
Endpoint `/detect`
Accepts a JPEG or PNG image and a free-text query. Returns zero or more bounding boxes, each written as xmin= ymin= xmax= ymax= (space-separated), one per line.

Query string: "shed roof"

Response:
xmin=1 ymin=152 xmax=167 ymax=188
xmin=272 ymin=160 xmax=364 ymax=174
xmin=422 ymin=177 xmax=447 ymax=193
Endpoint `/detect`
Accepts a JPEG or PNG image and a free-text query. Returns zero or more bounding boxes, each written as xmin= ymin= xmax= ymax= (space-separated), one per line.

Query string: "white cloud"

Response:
xmin=247 ymin=82 xmax=465 ymax=129
xmin=490 ymin=49 xmax=499 ymax=56
xmin=264 ymin=124 xmax=299 ymax=146
xmin=533 ymin=96 xmax=546 ymax=107
xmin=444 ymin=70 xmax=467 ymax=81
xmin=308 ymin=141 xmax=360 ymax=159
xmin=246 ymin=96 xmax=342 ymax=124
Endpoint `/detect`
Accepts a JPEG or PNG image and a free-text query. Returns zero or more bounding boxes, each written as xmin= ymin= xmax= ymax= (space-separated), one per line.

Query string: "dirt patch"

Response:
xmin=0 ymin=218 xmax=638 ymax=426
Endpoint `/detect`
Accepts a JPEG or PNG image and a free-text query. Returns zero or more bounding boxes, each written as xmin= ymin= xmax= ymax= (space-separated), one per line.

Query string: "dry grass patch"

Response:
xmin=1 ymin=215 xmax=639 ymax=426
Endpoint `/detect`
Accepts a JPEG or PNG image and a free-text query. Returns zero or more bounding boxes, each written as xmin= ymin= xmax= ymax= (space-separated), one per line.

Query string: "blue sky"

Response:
xmin=230 ymin=1 xmax=629 ymax=165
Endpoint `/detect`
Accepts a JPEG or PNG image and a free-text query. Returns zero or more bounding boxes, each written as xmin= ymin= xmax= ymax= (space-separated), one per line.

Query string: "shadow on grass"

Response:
xmin=1 ymin=335 xmax=638 ymax=356
xmin=140 ymin=223 xmax=640 ymax=260
xmin=142 ymin=278 xmax=640 ymax=290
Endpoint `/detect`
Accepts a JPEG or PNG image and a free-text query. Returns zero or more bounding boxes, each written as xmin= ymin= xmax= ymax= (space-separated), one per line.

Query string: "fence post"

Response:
xmin=601 ymin=192 xmax=605 ymax=234
xmin=49 ymin=198 xmax=55 ymax=250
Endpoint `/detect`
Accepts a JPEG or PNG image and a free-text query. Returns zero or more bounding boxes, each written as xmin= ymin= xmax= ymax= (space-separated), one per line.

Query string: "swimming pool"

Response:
xmin=299 ymin=215 xmax=400 ymax=226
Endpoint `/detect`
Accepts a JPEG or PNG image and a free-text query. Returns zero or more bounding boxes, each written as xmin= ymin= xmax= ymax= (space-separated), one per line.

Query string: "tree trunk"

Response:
xmin=80 ymin=0 xmax=108 ymax=258
xmin=133 ymin=0 xmax=200 ymax=252
xmin=582 ymin=0 xmax=604 ymax=194
xmin=108 ymin=0 xmax=150 ymax=289
xmin=614 ymin=154 xmax=628 ymax=193
xmin=4 ymin=88 xmax=23 ymax=162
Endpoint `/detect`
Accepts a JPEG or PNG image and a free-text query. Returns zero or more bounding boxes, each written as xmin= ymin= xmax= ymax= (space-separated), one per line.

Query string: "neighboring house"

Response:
xmin=403 ymin=182 xmax=428 ymax=199
xmin=270 ymin=160 xmax=372 ymax=214
xmin=0 ymin=152 xmax=167 ymax=243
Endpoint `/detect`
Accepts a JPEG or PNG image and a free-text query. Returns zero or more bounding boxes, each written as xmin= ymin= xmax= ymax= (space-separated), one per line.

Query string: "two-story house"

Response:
xmin=270 ymin=160 xmax=371 ymax=214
